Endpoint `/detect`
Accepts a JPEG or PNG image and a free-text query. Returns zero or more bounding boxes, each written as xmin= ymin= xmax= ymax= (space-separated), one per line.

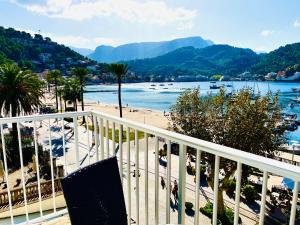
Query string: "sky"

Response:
xmin=0 ymin=0 xmax=299 ymax=52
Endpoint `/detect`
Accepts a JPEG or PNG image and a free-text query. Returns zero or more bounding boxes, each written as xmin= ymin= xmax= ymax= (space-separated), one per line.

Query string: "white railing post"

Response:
xmin=112 ymin=122 xmax=116 ymax=156
xmin=144 ymin=133 xmax=149 ymax=225
xmin=17 ymin=122 xmax=29 ymax=222
xmin=48 ymin=119 xmax=56 ymax=213
xmin=105 ymin=120 xmax=109 ymax=158
xmin=289 ymin=179 xmax=299 ymax=225
xmin=33 ymin=121 xmax=43 ymax=217
xmin=100 ymin=118 xmax=104 ymax=160
xmin=93 ymin=116 xmax=99 ymax=162
xmin=85 ymin=115 xmax=91 ymax=165
xmin=135 ymin=129 xmax=139 ymax=225
xmin=178 ymin=144 xmax=187 ymax=225
xmin=61 ymin=118 xmax=67 ymax=174
xmin=234 ymin=162 xmax=242 ymax=225
xmin=1 ymin=125 xmax=14 ymax=225
xmin=212 ymin=155 xmax=220 ymax=225
xmin=166 ymin=140 xmax=171 ymax=224
xmin=126 ymin=127 xmax=131 ymax=225
xmin=119 ymin=124 xmax=123 ymax=184
xmin=259 ymin=171 xmax=268 ymax=225
xmin=155 ymin=136 xmax=159 ymax=225
xmin=73 ymin=116 xmax=79 ymax=168
xmin=195 ymin=149 xmax=202 ymax=225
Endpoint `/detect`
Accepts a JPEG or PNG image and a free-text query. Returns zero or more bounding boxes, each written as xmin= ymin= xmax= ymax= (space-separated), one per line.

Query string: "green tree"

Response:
xmin=46 ymin=69 xmax=61 ymax=112
xmin=63 ymin=78 xmax=81 ymax=111
xmin=72 ymin=67 xmax=88 ymax=122
xmin=169 ymin=88 xmax=285 ymax=220
xmin=0 ymin=63 xmax=43 ymax=168
xmin=108 ymin=64 xmax=128 ymax=118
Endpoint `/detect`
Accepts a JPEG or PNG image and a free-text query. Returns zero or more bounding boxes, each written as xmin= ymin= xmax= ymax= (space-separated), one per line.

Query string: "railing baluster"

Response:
xmin=61 ymin=118 xmax=66 ymax=175
xmin=144 ymin=133 xmax=149 ymax=225
xmin=289 ymin=179 xmax=299 ymax=225
xmin=155 ymin=136 xmax=159 ymax=225
xmin=112 ymin=122 xmax=116 ymax=156
xmin=166 ymin=140 xmax=171 ymax=224
xmin=100 ymin=118 xmax=104 ymax=160
xmin=86 ymin=115 xmax=91 ymax=165
xmin=93 ymin=116 xmax=99 ymax=162
xmin=106 ymin=120 xmax=109 ymax=158
xmin=48 ymin=119 xmax=56 ymax=212
xmin=212 ymin=155 xmax=220 ymax=225
xmin=17 ymin=122 xmax=29 ymax=222
xmin=135 ymin=129 xmax=139 ymax=225
xmin=119 ymin=124 xmax=123 ymax=184
xmin=234 ymin=162 xmax=242 ymax=225
xmin=194 ymin=149 xmax=202 ymax=225
xmin=33 ymin=121 xmax=43 ymax=217
xmin=258 ymin=171 xmax=268 ymax=225
xmin=178 ymin=144 xmax=187 ymax=225
xmin=73 ymin=116 xmax=79 ymax=168
xmin=1 ymin=125 xmax=14 ymax=225
xmin=126 ymin=127 xmax=131 ymax=225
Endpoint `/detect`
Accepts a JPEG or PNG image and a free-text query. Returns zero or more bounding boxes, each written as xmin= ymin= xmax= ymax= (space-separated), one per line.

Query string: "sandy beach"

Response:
xmin=43 ymin=92 xmax=169 ymax=129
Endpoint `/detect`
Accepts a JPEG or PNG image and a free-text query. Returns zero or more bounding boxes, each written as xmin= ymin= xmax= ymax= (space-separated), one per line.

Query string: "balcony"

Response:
xmin=0 ymin=110 xmax=299 ymax=225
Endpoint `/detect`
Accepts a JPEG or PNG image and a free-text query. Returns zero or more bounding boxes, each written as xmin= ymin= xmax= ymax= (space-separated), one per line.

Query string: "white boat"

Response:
xmin=291 ymin=97 xmax=300 ymax=103
xmin=292 ymin=87 xmax=300 ymax=92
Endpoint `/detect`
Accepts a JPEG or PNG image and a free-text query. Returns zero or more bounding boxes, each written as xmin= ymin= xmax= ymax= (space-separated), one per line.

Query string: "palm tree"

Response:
xmin=0 ymin=63 xmax=43 ymax=167
xmin=46 ymin=69 xmax=61 ymax=112
xmin=108 ymin=64 xmax=128 ymax=118
xmin=73 ymin=67 xmax=88 ymax=123
xmin=63 ymin=78 xmax=81 ymax=111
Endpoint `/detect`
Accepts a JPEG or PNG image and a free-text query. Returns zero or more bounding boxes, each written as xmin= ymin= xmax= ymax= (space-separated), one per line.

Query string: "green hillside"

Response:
xmin=125 ymin=45 xmax=260 ymax=78
xmin=0 ymin=26 xmax=85 ymax=72
xmin=251 ymin=42 xmax=300 ymax=74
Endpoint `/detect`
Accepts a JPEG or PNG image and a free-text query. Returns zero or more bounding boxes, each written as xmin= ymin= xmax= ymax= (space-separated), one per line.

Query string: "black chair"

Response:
xmin=61 ymin=157 xmax=127 ymax=225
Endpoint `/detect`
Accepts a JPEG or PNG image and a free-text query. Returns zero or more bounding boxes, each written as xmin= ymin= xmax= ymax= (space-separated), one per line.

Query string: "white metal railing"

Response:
xmin=0 ymin=110 xmax=299 ymax=225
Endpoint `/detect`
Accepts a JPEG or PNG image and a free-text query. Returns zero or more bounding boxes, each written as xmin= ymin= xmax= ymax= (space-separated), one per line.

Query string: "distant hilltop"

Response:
xmin=87 ymin=36 xmax=213 ymax=63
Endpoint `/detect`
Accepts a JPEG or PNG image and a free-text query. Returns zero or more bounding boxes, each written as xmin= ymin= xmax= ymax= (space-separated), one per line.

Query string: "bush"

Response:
xmin=200 ymin=202 xmax=240 ymax=225
xmin=187 ymin=165 xmax=196 ymax=175
xmin=185 ymin=202 xmax=193 ymax=210
xmin=242 ymin=184 xmax=257 ymax=202
xmin=225 ymin=179 xmax=236 ymax=194
xmin=65 ymin=107 xmax=75 ymax=112
xmin=64 ymin=117 xmax=73 ymax=123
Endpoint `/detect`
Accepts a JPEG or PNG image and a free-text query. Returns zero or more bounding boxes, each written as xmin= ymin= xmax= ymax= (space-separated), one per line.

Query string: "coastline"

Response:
xmin=84 ymin=100 xmax=169 ymax=129
xmin=43 ymin=92 xmax=169 ymax=129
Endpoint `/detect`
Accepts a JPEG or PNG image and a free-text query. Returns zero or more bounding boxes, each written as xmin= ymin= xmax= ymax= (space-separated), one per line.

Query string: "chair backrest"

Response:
xmin=61 ymin=157 xmax=127 ymax=225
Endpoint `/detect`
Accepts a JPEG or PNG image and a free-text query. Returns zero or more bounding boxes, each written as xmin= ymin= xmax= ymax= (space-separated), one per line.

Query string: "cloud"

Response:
xmin=260 ymin=30 xmax=275 ymax=37
xmin=14 ymin=27 xmax=116 ymax=49
xmin=11 ymin=0 xmax=196 ymax=29
xmin=294 ymin=20 xmax=300 ymax=28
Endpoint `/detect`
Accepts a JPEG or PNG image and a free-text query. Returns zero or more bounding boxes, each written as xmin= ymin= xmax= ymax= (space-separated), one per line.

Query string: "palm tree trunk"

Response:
xmin=59 ymin=96 xmax=63 ymax=113
xmin=118 ymin=77 xmax=122 ymax=118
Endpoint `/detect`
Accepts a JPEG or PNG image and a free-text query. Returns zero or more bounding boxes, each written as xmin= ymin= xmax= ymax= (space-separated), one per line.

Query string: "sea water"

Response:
xmin=84 ymin=81 xmax=300 ymax=144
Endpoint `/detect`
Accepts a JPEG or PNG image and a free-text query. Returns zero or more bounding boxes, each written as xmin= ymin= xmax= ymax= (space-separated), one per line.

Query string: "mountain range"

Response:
xmin=88 ymin=36 xmax=213 ymax=63
xmin=125 ymin=45 xmax=260 ymax=78
xmin=0 ymin=26 xmax=299 ymax=81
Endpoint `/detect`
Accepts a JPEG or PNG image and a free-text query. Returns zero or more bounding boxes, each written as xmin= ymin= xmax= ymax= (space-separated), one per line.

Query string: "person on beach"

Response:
xmin=161 ymin=176 xmax=166 ymax=190
xmin=159 ymin=148 xmax=165 ymax=160
xmin=172 ymin=180 xmax=178 ymax=202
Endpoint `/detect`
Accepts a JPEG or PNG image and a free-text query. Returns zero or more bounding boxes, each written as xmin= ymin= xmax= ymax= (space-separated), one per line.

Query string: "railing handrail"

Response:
xmin=0 ymin=111 xmax=90 ymax=124
xmin=1 ymin=110 xmax=300 ymax=179
xmin=90 ymin=110 xmax=300 ymax=180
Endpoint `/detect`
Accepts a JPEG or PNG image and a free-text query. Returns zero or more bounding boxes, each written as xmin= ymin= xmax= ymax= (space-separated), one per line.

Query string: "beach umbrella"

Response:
xmin=0 ymin=159 xmax=4 ymax=182
xmin=282 ymin=177 xmax=300 ymax=191
xmin=32 ymin=154 xmax=37 ymax=173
